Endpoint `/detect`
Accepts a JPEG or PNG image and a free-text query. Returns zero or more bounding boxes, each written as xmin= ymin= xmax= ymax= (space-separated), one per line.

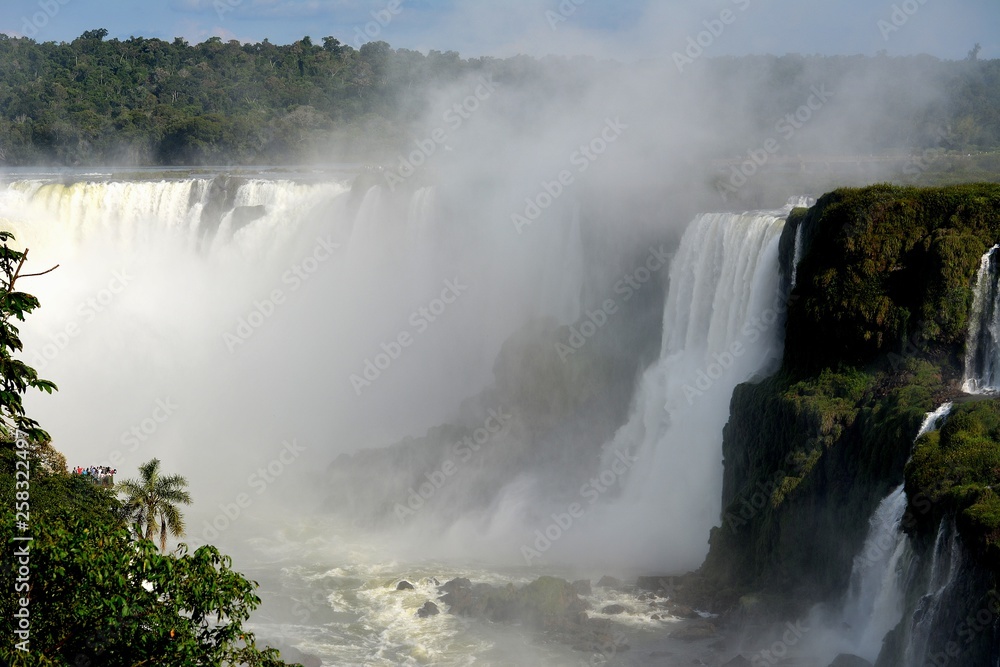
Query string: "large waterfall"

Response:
xmin=540 ymin=201 xmax=804 ymax=570
xmin=0 ymin=166 xmax=782 ymax=662
xmin=0 ymin=171 xmax=588 ymax=512
xmin=0 ymin=171 xmax=822 ymax=662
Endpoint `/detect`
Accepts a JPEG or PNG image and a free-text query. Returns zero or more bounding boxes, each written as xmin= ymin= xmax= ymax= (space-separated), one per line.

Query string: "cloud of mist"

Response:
xmin=0 ymin=1 xmax=975 ymax=580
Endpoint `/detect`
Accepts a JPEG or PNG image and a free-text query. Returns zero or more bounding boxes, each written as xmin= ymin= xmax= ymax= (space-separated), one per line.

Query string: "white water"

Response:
xmin=963 ymin=244 xmax=1000 ymax=393
xmin=903 ymin=520 xmax=963 ymax=667
xmin=791 ymin=223 xmax=804 ymax=289
xmin=840 ymin=486 xmax=912 ymax=660
xmin=787 ymin=195 xmax=816 ymax=289
xmin=0 ymin=172 xmax=817 ymax=664
xmin=916 ymin=402 xmax=954 ymax=438
xmin=3 ymin=170 xmax=743 ymax=665
xmin=807 ymin=402 xmax=953 ymax=664
xmin=0 ymin=172 xmax=587 ymax=483
xmin=529 ymin=200 xmax=801 ymax=571
xmin=220 ymin=514 xmax=722 ymax=666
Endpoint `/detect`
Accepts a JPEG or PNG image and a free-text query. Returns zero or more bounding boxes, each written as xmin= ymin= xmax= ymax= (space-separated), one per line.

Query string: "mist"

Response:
xmin=2 ymin=30 xmax=966 ymax=565
xmin=0 ymin=4 xmax=996 ymax=663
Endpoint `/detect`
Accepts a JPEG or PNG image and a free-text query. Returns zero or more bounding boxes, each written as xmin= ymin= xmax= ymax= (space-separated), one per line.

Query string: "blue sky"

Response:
xmin=0 ymin=0 xmax=997 ymax=61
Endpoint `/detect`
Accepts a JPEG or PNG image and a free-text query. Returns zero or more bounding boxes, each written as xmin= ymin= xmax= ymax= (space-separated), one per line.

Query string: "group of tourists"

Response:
xmin=72 ymin=465 xmax=116 ymax=486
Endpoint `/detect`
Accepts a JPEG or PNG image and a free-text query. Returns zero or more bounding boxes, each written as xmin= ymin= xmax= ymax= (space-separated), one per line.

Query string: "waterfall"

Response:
xmin=902 ymin=520 xmax=963 ymax=667
xmin=0 ymin=176 xmax=351 ymax=265
xmin=828 ymin=402 xmax=952 ymax=663
xmin=786 ymin=195 xmax=815 ymax=290
xmin=840 ymin=485 xmax=912 ymax=661
xmin=916 ymin=402 xmax=954 ymax=438
xmin=791 ymin=223 xmax=804 ymax=289
xmin=0 ymin=172 xmax=589 ymax=516
xmin=562 ymin=199 xmax=802 ymax=570
xmin=963 ymin=244 xmax=1000 ymax=393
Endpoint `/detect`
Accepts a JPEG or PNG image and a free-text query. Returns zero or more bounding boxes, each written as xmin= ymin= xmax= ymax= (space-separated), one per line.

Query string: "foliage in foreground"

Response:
xmin=0 ymin=495 xmax=289 ymax=665
xmin=0 ymin=230 xmax=299 ymax=665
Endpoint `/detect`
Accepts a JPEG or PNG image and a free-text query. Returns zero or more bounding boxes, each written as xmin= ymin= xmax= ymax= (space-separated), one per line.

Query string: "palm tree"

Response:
xmin=116 ymin=458 xmax=192 ymax=553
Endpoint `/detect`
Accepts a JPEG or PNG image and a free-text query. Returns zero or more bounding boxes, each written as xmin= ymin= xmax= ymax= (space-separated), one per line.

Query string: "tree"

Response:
xmin=117 ymin=457 xmax=193 ymax=552
xmin=80 ymin=28 xmax=109 ymax=41
xmin=0 ymin=236 xmax=299 ymax=666
xmin=967 ymin=43 xmax=982 ymax=61
xmin=322 ymin=35 xmax=346 ymax=55
xmin=1 ymin=501 xmax=301 ymax=665
xmin=0 ymin=231 xmax=58 ymax=445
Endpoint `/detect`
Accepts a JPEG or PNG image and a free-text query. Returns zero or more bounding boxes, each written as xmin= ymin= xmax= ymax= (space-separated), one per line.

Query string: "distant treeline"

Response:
xmin=0 ymin=30 xmax=998 ymax=166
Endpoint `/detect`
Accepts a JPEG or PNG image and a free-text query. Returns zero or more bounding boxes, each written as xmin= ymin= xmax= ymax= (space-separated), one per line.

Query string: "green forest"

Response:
xmin=0 ymin=30 xmax=998 ymax=166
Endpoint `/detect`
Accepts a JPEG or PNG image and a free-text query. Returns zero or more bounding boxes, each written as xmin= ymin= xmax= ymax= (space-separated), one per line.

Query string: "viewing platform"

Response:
xmin=71 ymin=466 xmax=115 ymax=488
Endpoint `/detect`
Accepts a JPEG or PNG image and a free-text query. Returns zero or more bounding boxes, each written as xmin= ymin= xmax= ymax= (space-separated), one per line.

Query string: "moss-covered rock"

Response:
xmin=785 ymin=183 xmax=1000 ymax=373
xmin=702 ymin=184 xmax=1000 ymax=611
xmin=906 ymin=399 xmax=1000 ymax=567
xmin=703 ymin=357 xmax=945 ymax=604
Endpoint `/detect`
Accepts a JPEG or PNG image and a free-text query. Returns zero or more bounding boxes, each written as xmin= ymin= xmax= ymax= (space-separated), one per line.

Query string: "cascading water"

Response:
xmin=843 ymin=404 xmax=952 ymax=660
xmin=840 ymin=486 xmax=912 ymax=660
xmin=902 ymin=519 xmax=964 ymax=667
xmin=0 ymin=170 xmax=605 ymax=564
xmin=0 ymin=169 xmax=607 ymax=665
xmin=916 ymin=402 xmax=956 ymax=438
xmin=539 ymin=199 xmax=804 ymax=570
xmin=791 ymin=222 xmax=805 ymax=288
xmin=826 ymin=239 xmax=1000 ymax=664
xmin=807 ymin=402 xmax=952 ymax=664
xmin=963 ymin=244 xmax=1000 ymax=393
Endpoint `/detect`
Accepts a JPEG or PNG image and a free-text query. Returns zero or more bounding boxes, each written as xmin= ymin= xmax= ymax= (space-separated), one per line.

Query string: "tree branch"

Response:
xmin=20 ymin=264 xmax=60 ymax=279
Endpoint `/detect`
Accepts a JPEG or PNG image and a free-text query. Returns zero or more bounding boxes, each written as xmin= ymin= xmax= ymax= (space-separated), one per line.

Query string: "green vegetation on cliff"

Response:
xmin=787 ymin=183 xmax=1000 ymax=373
xmin=907 ymin=399 xmax=1000 ymax=565
xmin=703 ymin=183 xmax=1000 ymax=612
xmin=706 ymin=358 xmax=945 ymax=605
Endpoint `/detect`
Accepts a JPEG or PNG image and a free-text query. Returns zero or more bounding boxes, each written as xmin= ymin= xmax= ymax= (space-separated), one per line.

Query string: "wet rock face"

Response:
xmin=417 ymin=601 xmax=439 ymax=618
xmin=396 ymin=580 xmax=415 ymax=590
xmin=571 ymin=579 xmax=592 ymax=596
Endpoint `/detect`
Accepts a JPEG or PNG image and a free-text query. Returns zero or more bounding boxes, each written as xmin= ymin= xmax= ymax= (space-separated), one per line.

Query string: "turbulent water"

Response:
xmin=0 ymin=170 xmax=810 ymax=665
